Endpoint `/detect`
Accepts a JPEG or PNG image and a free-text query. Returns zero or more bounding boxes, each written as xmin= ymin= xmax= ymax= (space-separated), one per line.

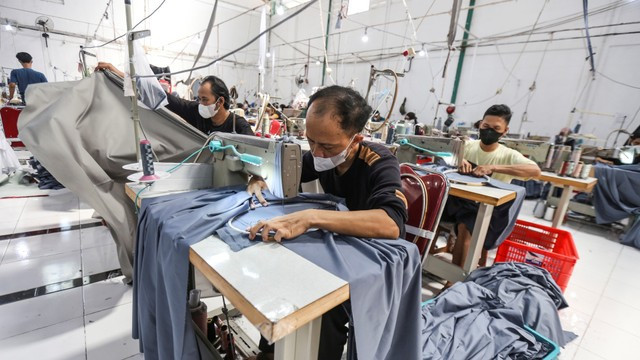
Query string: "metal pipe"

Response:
xmin=321 ymin=0 xmax=332 ymax=86
xmin=125 ymin=0 xmax=142 ymax=161
xmin=450 ymin=0 xmax=476 ymax=104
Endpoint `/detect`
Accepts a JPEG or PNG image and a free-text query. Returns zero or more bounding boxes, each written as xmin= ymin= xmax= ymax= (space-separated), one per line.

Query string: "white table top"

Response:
xmin=449 ymin=182 xmax=517 ymax=206
xmin=539 ymin=171 xmax=598 ymax=190
xmin=190 ymin=237 xmax=349 ymax=341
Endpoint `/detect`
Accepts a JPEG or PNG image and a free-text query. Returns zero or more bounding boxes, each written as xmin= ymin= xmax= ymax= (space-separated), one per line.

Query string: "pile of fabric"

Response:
xmin=28 ymin=156 xmax=65 ymax=190
xmin=134 ymin=189 xmax=423 ymax=360
xmin=421 ymin=262 xmax=576 ymax=360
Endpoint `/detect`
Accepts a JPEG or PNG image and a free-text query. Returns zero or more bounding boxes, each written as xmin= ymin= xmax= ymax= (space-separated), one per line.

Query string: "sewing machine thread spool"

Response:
xmin=570 ymin=147 xmax=583 ymax=163
xmin=545 ymin=146 xmax=556 ymax=169
xmin=140 ymin=140 xmax=154 ymax=176
xmin=558 ymin=161 xmax=569 ymax=176
xmin=564 ymin=161 xmax=575 ymax=177
xmin=580 ymin=164 xmax=592 ymax=179
xmin=572 ymin=161 xmax=584 ymax=178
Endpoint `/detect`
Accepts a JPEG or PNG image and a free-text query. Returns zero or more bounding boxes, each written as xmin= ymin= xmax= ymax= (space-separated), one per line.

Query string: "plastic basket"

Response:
xmin=495 ymin=219 xmax=579 ymax=292
xmin=421 ymin=300 xmax=559 ymax=359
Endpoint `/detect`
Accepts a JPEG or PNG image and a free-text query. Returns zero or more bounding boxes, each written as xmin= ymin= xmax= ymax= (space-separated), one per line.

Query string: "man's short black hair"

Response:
xmin=483 ymin=104 xmax=512 ymax=123
xmin=16 ymin=52 xmax=32 ymax=63
xmin=405 ymin=112 xmax=417 ymax=120
xmin=307 ymin=85 xmax=372 ymax=135
xmin=201 ymin=76 xmax=230 ymax=110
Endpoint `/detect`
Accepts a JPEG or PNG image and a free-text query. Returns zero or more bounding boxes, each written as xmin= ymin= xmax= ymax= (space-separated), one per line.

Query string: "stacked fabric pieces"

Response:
xmin=421 ymin=282 xmax=551 ymax=360
xmin=464 ymin=262 xmax=577 ymax=346
xmin=28 ymin=156 xmax=65 ymax=190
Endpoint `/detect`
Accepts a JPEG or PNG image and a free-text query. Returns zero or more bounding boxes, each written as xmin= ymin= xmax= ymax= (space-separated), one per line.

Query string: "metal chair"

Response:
xmin=399 ymin=163 xmax=450 ymax=266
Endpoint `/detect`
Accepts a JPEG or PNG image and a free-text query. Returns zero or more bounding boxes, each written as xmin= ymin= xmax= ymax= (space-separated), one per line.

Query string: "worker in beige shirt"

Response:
xmin=451 ymin=104 xmax=541 ymax=277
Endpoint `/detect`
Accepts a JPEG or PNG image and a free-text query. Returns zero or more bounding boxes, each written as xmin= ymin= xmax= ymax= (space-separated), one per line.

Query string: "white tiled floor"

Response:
xmin=1 ymin=188 xmax=640 ymax=359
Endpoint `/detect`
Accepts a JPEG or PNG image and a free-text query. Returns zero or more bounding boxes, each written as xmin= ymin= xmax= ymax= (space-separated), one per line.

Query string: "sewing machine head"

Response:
xmin=395 ymin=135 xmax=465 ymax=167
xmin=500 ymin=138 xmax=552 ymax=166
xmin=209 ymin=132 xmax=302 ymax=198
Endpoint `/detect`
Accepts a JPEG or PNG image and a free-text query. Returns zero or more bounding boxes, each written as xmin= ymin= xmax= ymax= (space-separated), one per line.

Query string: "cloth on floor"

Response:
xmin=18 ymin=71 xmax=209 ymax=279
xmin=28 ymin=157 xmax=65 ymax=190
xmin=418 ymin=164 xmax=526 ymax=249
xmin=593 ymin=163 xmax=640 ymax=248
xmin=464 ymin=262 xmax=576 ymax=346
xmin=134 ymin=188 xmax=423 ymax=360
xmin=421 ymin=282 xmax=551 ymax=360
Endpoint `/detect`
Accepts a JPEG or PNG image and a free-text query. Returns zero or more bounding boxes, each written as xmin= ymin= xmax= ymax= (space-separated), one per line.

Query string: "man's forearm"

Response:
xmin=308 ymin=209 xmax=400 ymax=239
xmin=8 ymin=83 xmax=15 ymax=99
xmin=492 ymin=164 xmax=541 ymax=178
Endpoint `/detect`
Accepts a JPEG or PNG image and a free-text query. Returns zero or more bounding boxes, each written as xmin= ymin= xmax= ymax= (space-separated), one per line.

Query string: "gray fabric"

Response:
xmin=465 ymin=262 xmax=576 ymax=346
xmin=217 ymin=198 xmax=342 ymax=251
xmin=134 ymin=188 xmax=251 ymax=359
xmin=419 ymin=165 xmax=527 ymax=249
xmin=422 ymin=282 xmax=550 ymax=360
xmin=134 ymin=188 xmax=423 ymax=360
xmin=17 ymin=72 xmax=210 ymax=278
xmin=593 ymin=163 xmax=640 ymax=248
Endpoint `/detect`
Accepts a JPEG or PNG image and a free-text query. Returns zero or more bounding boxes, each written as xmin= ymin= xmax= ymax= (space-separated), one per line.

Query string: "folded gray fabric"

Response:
xmin=422 ymin=282 xmax=550 ymax=360
xmin=465 ymin=262 xmax=576 ymax=346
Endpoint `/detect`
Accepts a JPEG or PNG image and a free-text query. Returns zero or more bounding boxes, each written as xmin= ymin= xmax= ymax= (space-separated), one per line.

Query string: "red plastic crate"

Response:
xmin=495 ymin=220 xmax=579 ymax=292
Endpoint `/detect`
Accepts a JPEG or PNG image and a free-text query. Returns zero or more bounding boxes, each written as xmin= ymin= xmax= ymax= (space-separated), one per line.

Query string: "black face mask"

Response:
xmin=479 ymin=128 xmax=503 ymax=145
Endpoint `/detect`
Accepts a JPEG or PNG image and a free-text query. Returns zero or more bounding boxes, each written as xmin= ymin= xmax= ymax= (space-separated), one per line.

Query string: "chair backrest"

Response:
xmin=399 ymin=163 xmax=449 ymax=261
xmin=0 ymin=107 xmax=25 ymax=147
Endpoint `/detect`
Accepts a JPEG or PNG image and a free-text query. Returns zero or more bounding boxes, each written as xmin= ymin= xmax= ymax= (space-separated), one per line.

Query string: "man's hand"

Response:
xmin=94 ymin=62 xmax=125 ymax=78
xmin=459 ymin=159 xmax=473 ymax=174
xmin=471 ymin=165 xmax=494 ymax=177
xmin=247 ymin=176 xmax=269 ymax=207
xmin=247 ymin=209 xmax=314 ymax=242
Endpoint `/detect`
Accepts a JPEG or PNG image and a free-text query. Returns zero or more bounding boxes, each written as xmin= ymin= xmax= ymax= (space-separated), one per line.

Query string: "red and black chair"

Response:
xmin=399 ymin=163 xmax=449 ymax=265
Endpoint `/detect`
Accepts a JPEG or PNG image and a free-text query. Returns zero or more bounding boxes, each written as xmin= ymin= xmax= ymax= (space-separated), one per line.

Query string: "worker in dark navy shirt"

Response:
xmin=9 ymin=52 xmax=48 ymax=104
xmin=95 ymin=62 xmax=253 ymax=135
xmin=247 ymin=85 xmax=408 ymax=360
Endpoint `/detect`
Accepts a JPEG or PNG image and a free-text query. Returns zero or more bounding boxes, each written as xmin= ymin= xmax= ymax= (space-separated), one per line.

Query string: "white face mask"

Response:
xmin=198 ymin=101 xmax=219 ymax=119
xmin=313 ymin=136 xmax=356 ymax=172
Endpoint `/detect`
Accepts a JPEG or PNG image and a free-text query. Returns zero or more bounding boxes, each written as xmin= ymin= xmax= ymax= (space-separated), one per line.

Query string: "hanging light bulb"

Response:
xmin=361 ymin=27 xmax=369 ymax=43
xmin=315 ymin=59 xmax=321 ymax=65
xmin=4 ymin=23 xmax=14 ymax=31
xmin=418 ymin=43 xmax=427 ymax=57
xmin=266 ymin=52 xmax=271 ymax=58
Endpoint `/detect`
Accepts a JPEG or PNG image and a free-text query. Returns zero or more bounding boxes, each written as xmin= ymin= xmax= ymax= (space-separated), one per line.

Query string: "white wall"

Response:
xmin=266 ymin=0 xmax=640 ymax=145
xmin=0 ymin=0 xmax=262 ymax=100
xmin=2 ymin=0 xmax=639 ymax=144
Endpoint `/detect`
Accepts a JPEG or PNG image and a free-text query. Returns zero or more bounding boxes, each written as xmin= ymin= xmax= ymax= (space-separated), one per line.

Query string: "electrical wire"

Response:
xmin=596 ymin=71 xmax=640 ymax=90
xmin=81 ymin=0 xmax=167 ymax=50
xmin=135 ymin=0 xmax=319 ymax=79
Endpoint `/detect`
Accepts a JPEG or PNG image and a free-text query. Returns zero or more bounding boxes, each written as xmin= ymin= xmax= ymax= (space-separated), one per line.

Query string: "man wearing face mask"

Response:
xmin=95 ymin=62 xmax=253 ymax=135
xmin=449 ymin=104 xmax=540 ymax=273
xmin=246 ymin=85 xmax=408 ymax=360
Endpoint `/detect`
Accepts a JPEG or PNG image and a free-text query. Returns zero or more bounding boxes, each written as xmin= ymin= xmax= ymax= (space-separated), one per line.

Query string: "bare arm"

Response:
xmin=95 ymin=62 xmax=125 ymax=78
xmin=248 ymin=208 xmax=400 ymax=242
xmin=490 ymin=163 xmax=541 ymax=178
xmin=8 ymin=83 xmax=16 ymax=100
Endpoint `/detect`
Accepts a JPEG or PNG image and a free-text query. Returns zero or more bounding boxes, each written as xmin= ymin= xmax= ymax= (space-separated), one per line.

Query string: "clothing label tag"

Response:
xmin=525 ymin=251 xmax=544 ymax=267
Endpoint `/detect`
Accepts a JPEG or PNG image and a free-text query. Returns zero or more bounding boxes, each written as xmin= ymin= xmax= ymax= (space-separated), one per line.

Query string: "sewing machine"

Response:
xmin=209 ymin=132 xmax=302 ymax=198
xmin=395 ymin=135 xmax=465 ymax=167
xmin=500 ymin=139 xmax=552 ymax=167
xmin=285 ymin=117 xmax=306 ymax=137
